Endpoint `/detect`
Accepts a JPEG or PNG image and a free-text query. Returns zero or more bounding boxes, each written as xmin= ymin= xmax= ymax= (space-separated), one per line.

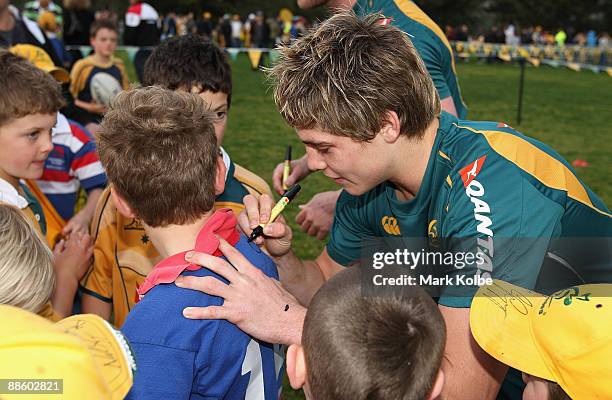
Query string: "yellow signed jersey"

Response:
xmin=80 ymin=160 xmax=271 ymax=327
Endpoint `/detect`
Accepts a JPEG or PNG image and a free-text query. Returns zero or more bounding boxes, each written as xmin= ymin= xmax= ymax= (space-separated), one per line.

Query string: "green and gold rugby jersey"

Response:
xmin=328 ymin=112 xmax=611 ymax=307
xmin=354 ymin=0 xmax=468 ymax=118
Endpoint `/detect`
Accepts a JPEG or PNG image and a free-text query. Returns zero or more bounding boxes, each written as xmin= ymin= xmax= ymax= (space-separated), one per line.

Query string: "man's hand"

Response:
xmin=272 ymin=154 xmax=311 ymax=195
xmin=239 ymin=193 xmax=293 ymax=257
xmin=295 ymin=190 xmax=340 ymax=240
xmin=176 ymin=237 xmax=306 ymax=345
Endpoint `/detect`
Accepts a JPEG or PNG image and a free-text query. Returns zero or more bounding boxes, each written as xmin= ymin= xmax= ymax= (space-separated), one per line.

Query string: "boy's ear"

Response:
xmin=379 ymin=110 xmax=401 ymax=144
xmin=427 ymin=369 xmax=445 ymax=400
xmin=214 ymin=154 xmax=226 ymax=196
xmin=286 ymin=344 xmax=307 ymax=390
xmin=110 ymin=187 xmax=136 ymax=219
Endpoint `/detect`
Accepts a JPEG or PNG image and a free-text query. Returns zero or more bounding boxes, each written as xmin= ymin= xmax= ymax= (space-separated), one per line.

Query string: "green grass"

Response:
xmin=121 ymin=54 xmax=611 ymax=400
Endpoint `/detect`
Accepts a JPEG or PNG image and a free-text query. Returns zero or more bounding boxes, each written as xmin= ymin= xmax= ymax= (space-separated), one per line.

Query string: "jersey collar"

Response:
xmin=136 ymin=208 xmax=240 ymax=298
xmin=0 ymin=178 xmax=28 ymax=209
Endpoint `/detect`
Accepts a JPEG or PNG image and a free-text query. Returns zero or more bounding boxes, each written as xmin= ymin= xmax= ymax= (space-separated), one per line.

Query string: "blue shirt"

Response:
xmin=121 ymin=235 xmax=284 ymax=400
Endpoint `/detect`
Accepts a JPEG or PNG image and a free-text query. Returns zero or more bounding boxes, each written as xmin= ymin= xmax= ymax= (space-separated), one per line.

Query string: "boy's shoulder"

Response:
xmin=121 ymin=266 xmax=228 ymax=351
xmin=122 ymin=234 xmax=277 ymax=348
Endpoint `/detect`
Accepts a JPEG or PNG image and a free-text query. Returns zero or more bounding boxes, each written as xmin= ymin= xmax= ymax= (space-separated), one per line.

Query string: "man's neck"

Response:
xmin=0 ymin=7 xmax=15 ymax=31
xmin=388 ymin=117 xmax=440 ymax=201
xmin=145 ymin=210 xmax=215 ymax=259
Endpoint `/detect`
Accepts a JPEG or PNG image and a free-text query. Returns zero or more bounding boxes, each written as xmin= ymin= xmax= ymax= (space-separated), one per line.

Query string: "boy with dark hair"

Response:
xmin=100 ymin=86 xmax=282 ymax=399
xmin=286 ymin=267 xmax=446 ymax=400
xmin=80 ymin=34 xmax=272 ymax=327
xmin=69 ymin=19 xmax=128 ymax=132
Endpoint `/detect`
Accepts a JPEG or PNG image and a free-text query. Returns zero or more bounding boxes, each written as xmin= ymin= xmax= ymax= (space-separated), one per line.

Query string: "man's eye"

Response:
xmin=318 ymin=147 xmax=330 ymax=154
xmin=216 ymin=112 xmax=227 ymax=120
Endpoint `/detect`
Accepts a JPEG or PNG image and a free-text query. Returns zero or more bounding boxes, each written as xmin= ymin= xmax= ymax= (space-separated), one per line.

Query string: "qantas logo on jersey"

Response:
xmin=460 ymin=155 xmax=494 ymax=279
xmin=459 ymin=155 xmax=487 ymax=187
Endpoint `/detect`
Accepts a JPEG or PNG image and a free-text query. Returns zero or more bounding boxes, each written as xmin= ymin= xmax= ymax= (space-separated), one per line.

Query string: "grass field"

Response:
xmin=119 ymin=52 xmax=611 ymax=399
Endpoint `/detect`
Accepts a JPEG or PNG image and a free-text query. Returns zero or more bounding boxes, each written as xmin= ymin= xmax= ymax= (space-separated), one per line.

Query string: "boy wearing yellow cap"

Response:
xmin=470 ymin=279 xmax=612 ymax=399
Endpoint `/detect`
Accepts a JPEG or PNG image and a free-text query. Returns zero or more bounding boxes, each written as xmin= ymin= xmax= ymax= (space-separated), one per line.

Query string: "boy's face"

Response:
xmin=0 ymin=113 xmax=55 ymax=186
xmin=297 ymin=127 xmax=393 ymax=196
xmin=196 ymin=90 xmax=228 ymax=145
xmin=90 ymin=28 xmax=118 ymax=58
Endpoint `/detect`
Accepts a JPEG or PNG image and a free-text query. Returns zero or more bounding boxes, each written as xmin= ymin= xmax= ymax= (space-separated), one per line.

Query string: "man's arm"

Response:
xmin=439 ymin=306 xmax=507 ymax=399
xmin=274 ymin=247 xmax=344 ymax=306
xmin=440 ymin=96 xmax=458 ymax=117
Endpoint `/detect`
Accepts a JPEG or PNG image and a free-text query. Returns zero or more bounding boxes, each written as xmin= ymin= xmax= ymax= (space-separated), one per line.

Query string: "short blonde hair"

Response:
xmin=0 ymin=204 xmax=55 ymax=313
xmin=268 ymin=11 xmax=440 ymax=141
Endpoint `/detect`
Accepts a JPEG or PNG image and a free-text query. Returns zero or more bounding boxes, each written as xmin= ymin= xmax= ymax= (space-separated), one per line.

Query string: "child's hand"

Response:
xmin=53 ymin=231 xmax=94 ymax=284
xmin=62 ymin=211 xmax=91 ymax=237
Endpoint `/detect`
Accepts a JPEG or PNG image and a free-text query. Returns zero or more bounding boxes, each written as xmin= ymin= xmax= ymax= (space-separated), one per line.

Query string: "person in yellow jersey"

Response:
xmin=80 ymin=34 xmax=272 ymax=327
xmin=0 ymin=304 xmax=134 ymax=400
xmin=471 ymin=279 xmax=612 ymax=400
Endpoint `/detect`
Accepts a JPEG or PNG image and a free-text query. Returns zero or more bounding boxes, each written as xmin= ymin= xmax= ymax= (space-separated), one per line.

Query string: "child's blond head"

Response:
xmin=0 ymin=204 xmax=55 ymax=313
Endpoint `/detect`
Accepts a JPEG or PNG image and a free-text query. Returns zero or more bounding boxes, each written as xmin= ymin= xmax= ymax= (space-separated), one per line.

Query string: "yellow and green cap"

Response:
xmin=9 ymin=44 xmax=69 ymax=83
xmin=0 ymin=305 xmax=135 ymax=400
xmin=470 ymin=280 xmax=612 ymax=399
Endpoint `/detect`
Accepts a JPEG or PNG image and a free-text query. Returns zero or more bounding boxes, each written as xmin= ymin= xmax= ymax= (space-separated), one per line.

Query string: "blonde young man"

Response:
xmin=273 ymin=0 xmax=468 ymax=240
xmin=178 ymin=12 xmax=611 ymax=400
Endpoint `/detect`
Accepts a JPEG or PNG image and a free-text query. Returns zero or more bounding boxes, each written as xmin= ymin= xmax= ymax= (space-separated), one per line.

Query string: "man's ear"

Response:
xmin=379 ymin=110 xmax=401 ymax=144
xmin=286 ymin=344 xmax=307 ymax=390
xmin=214 ymin=154 xmax=226 ymax=196
xmin=110 ymin=187 xmax=136 ymax=218
xmin=427 ymin=369 xmax=445 ymax=400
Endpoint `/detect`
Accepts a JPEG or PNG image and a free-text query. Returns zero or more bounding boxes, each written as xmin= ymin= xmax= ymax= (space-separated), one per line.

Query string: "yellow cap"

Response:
xmin=470 ymin=280 xmax=612 ymax=399
xmin=9 ymin=44 xmax=69 ymax=83
xmin=0 ymin=305 xmax=135 ymax=400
